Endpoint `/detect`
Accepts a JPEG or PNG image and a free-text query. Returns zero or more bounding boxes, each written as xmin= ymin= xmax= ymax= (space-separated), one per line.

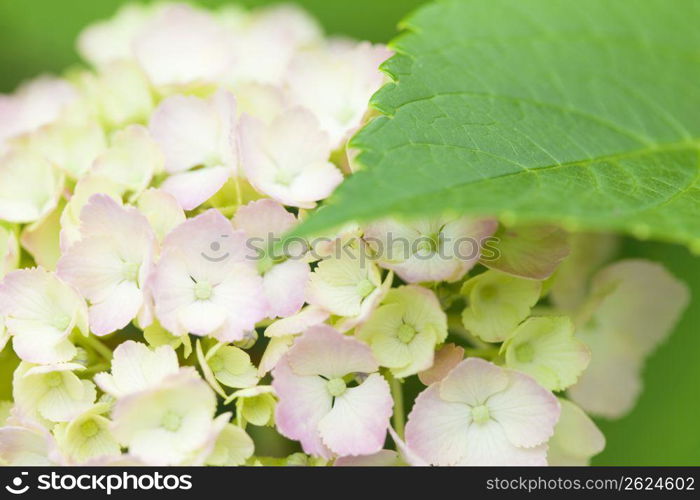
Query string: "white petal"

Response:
xmin=457 ymin=420 xmax=548 ymax=466
xmin=318 ymin=373 xmax=392 ymax=456
xmin=487 ymin=371 xmax=560 ymax=448
xmin=439 ymin=358 xmax=509 ymax=406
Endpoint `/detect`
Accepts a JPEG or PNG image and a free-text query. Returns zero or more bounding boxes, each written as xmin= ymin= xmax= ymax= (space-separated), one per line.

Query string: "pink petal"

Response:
xmin=207 ymin=263 xmax=267 ymax=342
xmin=134 ymin=5 xmax=232 ymax=86
xmin=160 ymin=209 xmax=249 ymax=267
xmin=287 ymin=325 xmax=378 ymax=378
xmin=79 ymin=194 xmax=153 ymax=247
xmin=334 ymin=450 xmax=398 ymax=466
xmin=387 ymin=427 xmax=428 ymax=466
xmin=272 ymin=357 xmax=332 ymax=458
xmin=405 ymin=385 xmax=472 ymax=466
xmin=160 ymin=166 xmax=231 ymax=210
xmin=232 ymin=198 xmax=297 ymax=242
xmin=263 ymin=260 xmax=310 ymax=318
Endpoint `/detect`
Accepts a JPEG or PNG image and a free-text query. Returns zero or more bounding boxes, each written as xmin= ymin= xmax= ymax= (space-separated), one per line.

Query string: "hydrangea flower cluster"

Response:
xmin=0 ymin=3 xmax=690 ymax=466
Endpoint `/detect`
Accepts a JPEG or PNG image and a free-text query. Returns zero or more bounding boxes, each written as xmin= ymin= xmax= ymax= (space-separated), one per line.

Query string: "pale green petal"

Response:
xmin=461 ymin=270 xmax=541 ymax=342
xmin=76 ymin=61 xmax=154 ymax=128
xmin=0 ymin=149 xmax=64 ymax=223
xmin=371 ymin=332 xmax=412 ymax=369
xmin=37 ymin=379 xmax=96 ymax=423
xmin=384 ymin=285 xmax=448 ymax=343
xmin=549 ymin=233 xmax=619 ymax=311
xmin=29 ymin=119 xmax=106 ymax=179
xmin=237 ymin=393 xmax=276 ymax=427
xmin=137 ymin=189 xmax=185 ymax=242
xmin=91 ymin=125 xmax=160 ymax=196
xmin=258 ymin=335 xmax=294 ymax=376
xmin=210 ymin=346 xmax=259 ymax=389
xmin=56 ymin=407 xmax=120 ymax=464
xmin=205 ymin=424 xmax=254 ymax=466
xmin=143 ymin=320 xmax=183 ymax=349
xmin=356 ymin=303 xmax=403 ymax=342
xmin=0 ymin=400 xmax=12 ymax=426
xmin=547 ymin=399 xmax=605 ymax=466
xmin=20 ymin=201 xmax=64 ymax=270
xmin=504 ymin=316 xmax=590 ymax=391
xmin=391 ymin=329 xmax=437 ymax=379
xmin=568 ymin=322 xmax=643 ymax=419
xmin=0 ymin=226 xmax=20 ymax=277
xmin=59 ymin=174 xmax=124 ymax=249
xmin=588 ymin=260 xmax=689 ymax=356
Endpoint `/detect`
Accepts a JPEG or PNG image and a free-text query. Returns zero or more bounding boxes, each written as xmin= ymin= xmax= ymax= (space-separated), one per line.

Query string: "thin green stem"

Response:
xmin=77 ymin=335 xmax=113 ymax=362
xmin=464 ymin=347 xmax=500 ymax=360
xmin=389 ymin=374 xmax=405 ymax=439
xmin=82 ymin=362 xmax=111 ymax=376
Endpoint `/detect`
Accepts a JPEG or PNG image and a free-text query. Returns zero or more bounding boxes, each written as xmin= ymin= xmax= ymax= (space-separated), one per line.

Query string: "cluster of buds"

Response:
xmin=0 ymin=3 xmax=689 ymax=466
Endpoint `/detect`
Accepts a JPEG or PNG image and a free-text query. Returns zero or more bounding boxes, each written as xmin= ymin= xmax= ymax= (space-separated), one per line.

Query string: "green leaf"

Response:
xmin=296 ymin=0 xmax=700 ymax=248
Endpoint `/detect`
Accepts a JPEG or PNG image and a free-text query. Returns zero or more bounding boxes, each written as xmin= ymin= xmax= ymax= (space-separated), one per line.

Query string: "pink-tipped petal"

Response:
xmin=287 ymin=325 xmax=378 ymax=378
xmin=263 ymin=260 xmax=310 ymax=318
xmin=160 ymin=166 xmax=230 ymax=211
xmin=438 ymin=358 xmax=509 ymax=406
xmin=318 ymin=373 xmax=392 ymax=457
xmin=485 ymin=371 xmax=560 ymax=448
xmin=232 ymin=198 xmax=297 ymax=241
xmin=405 ymin=385 xmax=472 ymax=466
xmin=272 ymin=357 xmax=332 ymax=458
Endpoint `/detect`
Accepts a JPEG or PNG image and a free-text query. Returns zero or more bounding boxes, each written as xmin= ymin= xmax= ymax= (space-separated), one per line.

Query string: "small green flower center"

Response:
xmin=515 ymin=342 xmax=535 ymax=363
xmin=416 ymin=241 xmax=431 ymax=254
xmin=326 ymin=377 xmax=347 ymax=397
xmin=45 ymin=372 xmax=63 ymax=388
xmin=194 ymin=280 xmax=213 ymax=300
xmin=356 ymin=279 xmax=374 ymax=298
xmin=209 ymin=355 xmax=224 ymax=372
xmin=479 ymin=284 xmax=498 ymax=301
xmin=122 ymin=261 xmax=140 ymax=282
xmin=80 ymin=420 xmax=99 ymax=438
xmin=397 ymin=323 xmax=416 ymax=344
xmin=52 ymin=315 xmax=71 ymax=332
xmin=585 ymin=316 xmax=600 ymax=331
xmin=161 ymin=411 xmax=182 ymax=432
xmin=275 ymin=169 xmax=296 ymax=186
xmin=471 ymin=404 xmax=491 ymax=425
xmin=336 ymin=107 xmax=356 ymax=126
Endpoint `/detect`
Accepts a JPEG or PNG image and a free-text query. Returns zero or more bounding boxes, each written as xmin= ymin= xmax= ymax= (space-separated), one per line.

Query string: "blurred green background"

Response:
xmin=1 ymin=0 xmax=698 ymax=465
